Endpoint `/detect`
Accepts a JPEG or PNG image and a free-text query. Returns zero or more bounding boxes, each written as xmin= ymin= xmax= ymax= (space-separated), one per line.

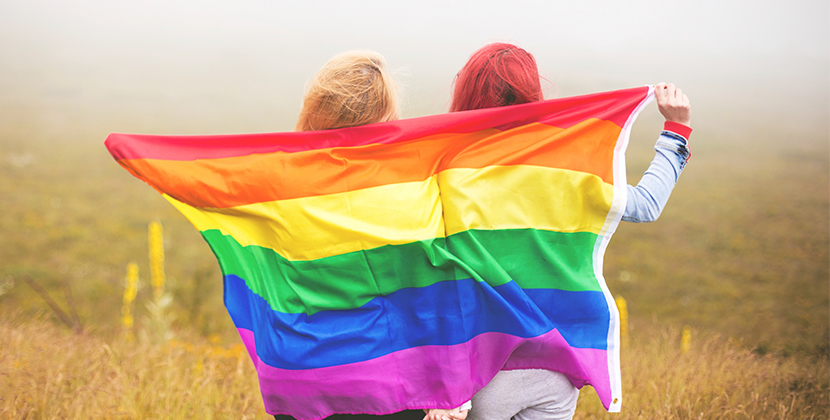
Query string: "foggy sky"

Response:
xmin=0 ymin=0 xmax=827 ymax=134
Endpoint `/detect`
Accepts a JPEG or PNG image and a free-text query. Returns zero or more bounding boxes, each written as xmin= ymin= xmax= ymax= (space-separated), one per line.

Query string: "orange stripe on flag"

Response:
xmin=119 ymin=119 xmax=620 ymax=209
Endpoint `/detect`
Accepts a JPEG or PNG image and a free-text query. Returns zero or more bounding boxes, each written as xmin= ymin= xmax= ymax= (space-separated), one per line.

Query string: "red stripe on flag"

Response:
xmin=105 ymin=87 xmax=648 ymax=162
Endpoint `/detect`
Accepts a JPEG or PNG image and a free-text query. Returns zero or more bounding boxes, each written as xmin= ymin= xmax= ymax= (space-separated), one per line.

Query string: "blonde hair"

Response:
xmin=295 ymin=51 xmax=400 ymax=131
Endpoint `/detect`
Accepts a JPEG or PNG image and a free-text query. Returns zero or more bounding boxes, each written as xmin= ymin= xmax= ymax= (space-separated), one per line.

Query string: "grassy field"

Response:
xmin=2 ymin=315 xmax=826 ymax=419
xmin=0 ymin=86 xmax=827 ymax=418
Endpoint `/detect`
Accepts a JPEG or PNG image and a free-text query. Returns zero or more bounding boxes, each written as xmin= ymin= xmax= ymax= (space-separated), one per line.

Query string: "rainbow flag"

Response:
xmin=105 ymin=86 xmax=653 ymax=418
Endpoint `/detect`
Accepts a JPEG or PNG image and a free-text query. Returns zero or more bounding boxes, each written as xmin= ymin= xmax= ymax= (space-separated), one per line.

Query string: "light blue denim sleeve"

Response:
xmin=622 ymin=131 xmax=690 ymax=223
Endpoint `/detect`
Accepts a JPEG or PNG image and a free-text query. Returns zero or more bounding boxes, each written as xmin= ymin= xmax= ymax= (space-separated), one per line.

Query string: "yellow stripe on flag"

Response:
xmin=166 ymin=165 xmax=613 ymax=261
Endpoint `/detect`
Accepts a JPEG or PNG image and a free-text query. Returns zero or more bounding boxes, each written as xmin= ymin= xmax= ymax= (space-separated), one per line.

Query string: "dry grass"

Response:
xmin=2 ymin=317 xmax=826 ymax=419
xmin=0 ymin=315 xmax=263 ymax=419
xmin=575 ymin=326 xmax=829 ymax=419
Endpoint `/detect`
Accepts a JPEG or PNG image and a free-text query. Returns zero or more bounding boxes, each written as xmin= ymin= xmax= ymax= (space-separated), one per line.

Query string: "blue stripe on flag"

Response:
xmin=224 ymin=274 xmax=610 ymax=370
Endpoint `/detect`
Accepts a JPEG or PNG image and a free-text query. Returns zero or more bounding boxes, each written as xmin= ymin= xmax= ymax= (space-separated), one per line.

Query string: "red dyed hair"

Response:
xmin=450 ymin=43 xmax=543 ymax=112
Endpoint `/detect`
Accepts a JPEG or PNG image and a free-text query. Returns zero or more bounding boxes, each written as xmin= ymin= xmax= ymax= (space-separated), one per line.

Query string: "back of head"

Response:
xmin=450 ymin=43 xmax=543 ymax=112
xmin=296 ymin=51 xmax=400 ymax=131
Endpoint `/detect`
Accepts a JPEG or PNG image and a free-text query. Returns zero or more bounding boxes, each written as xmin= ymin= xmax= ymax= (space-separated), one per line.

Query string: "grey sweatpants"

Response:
xmin=467 ymin=369 xmax=579 ymax=420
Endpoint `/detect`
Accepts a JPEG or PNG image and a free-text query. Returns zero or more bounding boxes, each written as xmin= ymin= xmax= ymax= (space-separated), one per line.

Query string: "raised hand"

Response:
xmin=654 ymin=82 xmax=691 ymax=126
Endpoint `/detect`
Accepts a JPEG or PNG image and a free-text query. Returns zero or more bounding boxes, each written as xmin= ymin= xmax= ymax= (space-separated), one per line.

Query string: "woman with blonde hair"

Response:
xmin=279 ymin=51 xmax=462 ymax=420
xmin=295 ymin=50 xmax=400 ymax=132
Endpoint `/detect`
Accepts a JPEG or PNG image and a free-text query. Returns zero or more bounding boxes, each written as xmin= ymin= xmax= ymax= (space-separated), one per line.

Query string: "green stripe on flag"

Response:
xmin=203 ymin=228 xmax=602 ymax=315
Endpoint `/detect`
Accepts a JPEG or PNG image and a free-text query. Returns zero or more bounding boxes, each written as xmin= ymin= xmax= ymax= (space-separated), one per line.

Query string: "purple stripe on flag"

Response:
xmin=237 ymin=327 xmax=610 ymax=419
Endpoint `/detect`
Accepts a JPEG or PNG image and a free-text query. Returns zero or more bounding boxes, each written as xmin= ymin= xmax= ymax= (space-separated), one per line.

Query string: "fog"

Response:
xmin=0 ymin=0 xmax=827 ymax=137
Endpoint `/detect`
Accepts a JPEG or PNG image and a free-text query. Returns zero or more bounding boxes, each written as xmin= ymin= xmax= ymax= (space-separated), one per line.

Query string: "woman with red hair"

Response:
xmin=437 ymin=43 xmax=693 ymax=420
xmin=449 ymin=43 xmax=544 ymax=112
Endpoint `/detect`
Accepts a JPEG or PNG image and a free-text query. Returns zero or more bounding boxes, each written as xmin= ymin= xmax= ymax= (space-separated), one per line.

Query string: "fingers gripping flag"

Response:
xmin=105 ymin=87 xmax=653 ymax=418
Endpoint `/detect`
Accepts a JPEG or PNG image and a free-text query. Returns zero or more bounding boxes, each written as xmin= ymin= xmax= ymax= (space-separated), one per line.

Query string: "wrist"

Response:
xmin=663 ymin=121 xmax=692 ymax=140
